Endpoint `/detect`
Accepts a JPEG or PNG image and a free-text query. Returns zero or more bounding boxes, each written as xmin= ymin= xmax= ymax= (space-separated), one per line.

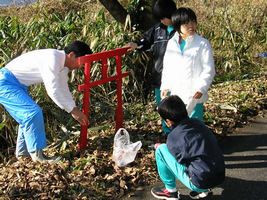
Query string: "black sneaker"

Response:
xmin=189 ymin=189 xmax=213 ymax=199
xmin=151 ymin=186 xmax=180 ymax=200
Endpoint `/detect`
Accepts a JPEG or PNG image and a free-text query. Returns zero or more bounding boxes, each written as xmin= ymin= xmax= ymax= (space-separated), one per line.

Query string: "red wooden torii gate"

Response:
xmin=78 ymin=48 xmax=129 ymax=150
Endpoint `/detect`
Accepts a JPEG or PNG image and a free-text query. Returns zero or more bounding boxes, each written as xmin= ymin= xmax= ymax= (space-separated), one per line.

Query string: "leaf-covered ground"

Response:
xmin=0 ymin=71 xmax=266 ymax=200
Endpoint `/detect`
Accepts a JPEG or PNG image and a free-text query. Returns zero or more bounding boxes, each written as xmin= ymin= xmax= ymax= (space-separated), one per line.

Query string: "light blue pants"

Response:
xmin=155 ymin=144 xmax=209 ymax=192
xmin=0 ymin=68 xmax=47 ymax=156
xmin=155 ymin=88 xmax=204 ymax=134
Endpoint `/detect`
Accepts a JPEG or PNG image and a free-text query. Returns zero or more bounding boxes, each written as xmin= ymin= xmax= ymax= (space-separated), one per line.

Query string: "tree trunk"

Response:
xmin=99 ymin=0 xmax=157 ymax=32
xmin=98 ymin=0 xmax=128 ymax=25
xmin=138 ymin=0 xmax=157 ymax=31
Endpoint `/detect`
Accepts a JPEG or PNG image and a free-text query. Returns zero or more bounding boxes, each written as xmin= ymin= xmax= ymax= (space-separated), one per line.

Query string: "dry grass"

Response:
xmin=0 ymin=0 xmax=102 ymax=22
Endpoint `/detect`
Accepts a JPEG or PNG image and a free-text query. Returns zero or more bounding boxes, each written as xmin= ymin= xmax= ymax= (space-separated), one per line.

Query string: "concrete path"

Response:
xmin=121 ymin=114 xmax=267 ymax=200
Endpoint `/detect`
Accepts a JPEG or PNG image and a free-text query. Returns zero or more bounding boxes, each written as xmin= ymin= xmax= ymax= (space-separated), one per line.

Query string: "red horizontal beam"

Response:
xmin=79 ymin=48 xmax=129 ymax=64
xmin=78 ymin=72 xmax=129 ymax=91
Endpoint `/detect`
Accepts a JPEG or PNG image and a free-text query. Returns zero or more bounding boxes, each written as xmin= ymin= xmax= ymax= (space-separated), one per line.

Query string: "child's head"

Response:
xmin=171 ymin=7 xmax=197 ymax=34
xmin=153 ymin=0 xmax=177 ymax=21
xmin=158 ymin=95 xmax=188 ymax=124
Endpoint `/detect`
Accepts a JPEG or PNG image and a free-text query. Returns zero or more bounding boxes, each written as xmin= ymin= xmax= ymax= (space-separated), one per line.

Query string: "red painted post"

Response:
xmin=78 ymin=61 xmax=91 ymax=150
xmin=116 ymin=54 xmax=123 ymax=129
xmin=78 ymin=48 xmax=129 ymax=149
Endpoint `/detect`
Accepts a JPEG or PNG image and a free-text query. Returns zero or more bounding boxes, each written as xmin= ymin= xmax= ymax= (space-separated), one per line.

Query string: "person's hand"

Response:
xmin=70 ymin=107 xmax=89 ymax=126
xmin=193 ymin=91 xmax=203 ymax=99
xmin=161 ymin=89 xmax=170 ymax=98
xmin=122 ymin=42 xmax=138 ymax=51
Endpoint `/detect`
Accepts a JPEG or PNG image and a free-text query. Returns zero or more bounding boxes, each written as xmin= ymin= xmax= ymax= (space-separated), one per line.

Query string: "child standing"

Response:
xmin=151 ymin=95 xmax=225 ymax=200
xmin=123 ymin=0 xmax=177 ymax=134
xmin=161 ymin=7 xmax=215 ymax=121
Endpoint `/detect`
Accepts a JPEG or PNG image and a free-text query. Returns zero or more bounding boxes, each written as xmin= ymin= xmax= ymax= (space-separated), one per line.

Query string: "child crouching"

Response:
xmin=151 ymin=95 xmax=225 ymax=199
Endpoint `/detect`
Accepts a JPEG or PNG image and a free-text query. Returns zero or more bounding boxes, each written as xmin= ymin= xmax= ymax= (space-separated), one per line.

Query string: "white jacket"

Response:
xmin=161 ymin=32 xmax=215 ymax=104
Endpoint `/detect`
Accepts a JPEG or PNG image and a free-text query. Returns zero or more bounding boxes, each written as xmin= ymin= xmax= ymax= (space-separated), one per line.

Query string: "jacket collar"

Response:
xmin=159 ymin=23 xmax=167 ymax=29
xmin=173 ymin=32 xmax=196 ymax=46
xmin=159 ymin=23 xmax=176 ymax=35
xmin=169 ymin=117 xmax=190 ymax=130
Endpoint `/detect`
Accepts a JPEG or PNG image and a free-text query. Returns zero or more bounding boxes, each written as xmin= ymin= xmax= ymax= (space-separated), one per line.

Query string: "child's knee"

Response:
xmin=155 ymin=143 xmax=168 ymax=155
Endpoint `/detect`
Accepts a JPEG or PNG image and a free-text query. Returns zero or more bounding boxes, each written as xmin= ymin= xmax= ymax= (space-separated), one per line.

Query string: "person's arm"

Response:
xmin=40 ymin=52 xmax=76 ymax=113
xmin=123 ymin=42 xmax=138 ymax=51
xmin=122 ymin=25 xmax=157 ymax=52
xmin=195 ymin=40 xmax=215 ymax=97
xmin=40 ymin=51 xmax=89 ymax=126
xmin=50 ymin=69 xmax=89 ymax=125
xmin=160 ymin=35 xmax=176 ymax=95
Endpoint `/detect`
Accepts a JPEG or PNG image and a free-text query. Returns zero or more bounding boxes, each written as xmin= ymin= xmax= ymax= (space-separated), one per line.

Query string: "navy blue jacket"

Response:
xmin=133 ymin=23 xmax=176 ymax=89
xmin=167 ymin=117 xmax=225 ymax=189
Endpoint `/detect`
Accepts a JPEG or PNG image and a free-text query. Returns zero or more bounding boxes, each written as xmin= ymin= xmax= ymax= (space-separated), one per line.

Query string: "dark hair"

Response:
xmin=158 ymin=95 xmax=188 ymax=123
xmin=64 ymin=41 xmax=92 ymax=57
xmin=154 ymin=0 xmax=177 ymax=20
xmin=172 ymin=7 xmax=197 ymax=32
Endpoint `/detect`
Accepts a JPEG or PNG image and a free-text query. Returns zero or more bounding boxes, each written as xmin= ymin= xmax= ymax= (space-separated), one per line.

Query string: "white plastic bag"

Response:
xmin=113 ymin=128 xmax=142 ymax=167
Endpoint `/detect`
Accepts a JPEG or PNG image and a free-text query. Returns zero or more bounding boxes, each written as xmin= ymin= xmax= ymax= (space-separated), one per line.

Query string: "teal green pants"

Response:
xmin=156 ymin=144 xmax=209 ymax=192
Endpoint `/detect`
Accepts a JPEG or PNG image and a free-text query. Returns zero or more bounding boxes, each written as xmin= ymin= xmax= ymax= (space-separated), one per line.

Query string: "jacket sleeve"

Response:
xmin=195 ymin=40 xmax=215 ymax=95
xmin=40 ymin=54 xmax=76 ymax=113
xmin=160 ymin=38 xmax=176 ymax=92
xmin=133 ymin=26 xmax=156 ymax=51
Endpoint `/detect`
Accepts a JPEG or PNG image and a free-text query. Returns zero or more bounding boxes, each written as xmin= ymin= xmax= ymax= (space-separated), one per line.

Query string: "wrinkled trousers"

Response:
xmin=155 ymin=144 xmax=208 ymax=192
xmin=0 ymin=68 xmax=47 ymax=156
